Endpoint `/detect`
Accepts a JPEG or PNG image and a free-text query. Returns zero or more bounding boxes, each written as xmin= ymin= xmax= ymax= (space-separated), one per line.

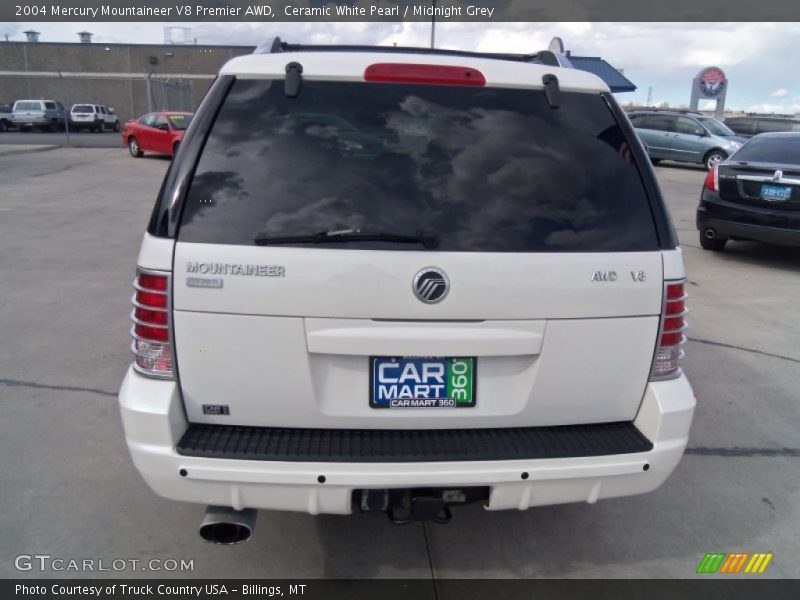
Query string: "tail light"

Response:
xmin=131 ymin=269 xmax=173 ymax=379
xmin=704 ymin=165 xmax=719 ymax=191
xmin=364 ymin=63 xmax=486 ymax=87
xmin=650 ymin=280 xmax=687 ymax=380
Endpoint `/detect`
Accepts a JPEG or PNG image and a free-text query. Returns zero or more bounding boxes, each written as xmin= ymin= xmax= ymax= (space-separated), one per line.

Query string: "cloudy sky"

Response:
xmin=3 ymin=21 xmax=799 ymax=113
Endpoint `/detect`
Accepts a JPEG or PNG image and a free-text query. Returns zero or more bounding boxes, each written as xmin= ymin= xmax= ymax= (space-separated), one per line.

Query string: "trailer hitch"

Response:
xmin=358 ymin=487 xmax=489 ymax=524
xmin=387 ymin=493 xmax=453 ymax=525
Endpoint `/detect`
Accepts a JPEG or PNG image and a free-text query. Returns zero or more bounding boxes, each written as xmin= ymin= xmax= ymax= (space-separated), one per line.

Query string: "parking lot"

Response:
xmin=0 ymin=148 xmax=798 ymax=579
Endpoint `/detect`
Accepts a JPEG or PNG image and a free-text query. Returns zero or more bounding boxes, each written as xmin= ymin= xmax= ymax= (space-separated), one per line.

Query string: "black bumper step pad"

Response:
xmin=176 ymin=421 xmax=653 ymax=463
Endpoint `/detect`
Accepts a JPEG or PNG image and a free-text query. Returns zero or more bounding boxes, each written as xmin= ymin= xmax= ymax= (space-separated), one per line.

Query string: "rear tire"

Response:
xmin=0 ymin=120 xmax=8 ymax=132
xmin=113 ymin=121 xmax=120 ymax=132
xmin=700 ymin=231 xmax=727 ymax=251
xmin=704 ymin=150 xmax=727 ymax=170
xmin=48 ymin=119 xmax=58 ymax=133
xmin=172 ymin=141 xmax=180 ymax=157
xmin=128 ymin=137 xmax=144 ymax=158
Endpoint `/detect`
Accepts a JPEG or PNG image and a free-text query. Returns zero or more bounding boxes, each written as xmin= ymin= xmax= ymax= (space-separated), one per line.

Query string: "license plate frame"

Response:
xmin=760 ymin=183 xmax=792 ymax=201
xmin=369 ymin=356 xmax=477 ymax=409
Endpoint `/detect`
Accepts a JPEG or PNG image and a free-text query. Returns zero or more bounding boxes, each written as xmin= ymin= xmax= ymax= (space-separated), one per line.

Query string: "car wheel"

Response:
xmin=0 ymin=120 xmax=7 ymax=132
xmin=113 ymin=121 xmax=120 ymax=132
xmin=650 ymin=158 xmax=662 ymax=165
xmin=128 ymin=137 xmax=144 ymax=158
xmin=48 ymin=119 xmax=58 ymax=133
xmin=172 ymin=141 xmax=180 ymax=157
xmin=704 ymin=150 xmax=726 ymax=170
xmin=699 ymin=230 xmax=727 ymax=251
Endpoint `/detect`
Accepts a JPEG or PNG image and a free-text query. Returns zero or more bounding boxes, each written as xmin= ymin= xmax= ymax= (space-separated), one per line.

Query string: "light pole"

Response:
xmin=430 ymin=0 xmax=436 ymax=49
xmin=57 ymin=70 xmax=70 ymax=147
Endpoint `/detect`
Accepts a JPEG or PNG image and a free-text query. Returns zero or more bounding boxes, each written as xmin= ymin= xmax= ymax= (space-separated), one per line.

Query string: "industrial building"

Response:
xmin=0 ymin=32 xmax=254 ymax=123
xmin=0 ymin=32 xmax=635 ymax=124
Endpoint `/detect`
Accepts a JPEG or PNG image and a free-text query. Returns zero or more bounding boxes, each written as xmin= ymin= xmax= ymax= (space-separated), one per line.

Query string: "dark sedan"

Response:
xmin=697 ymin=132 xmax=800 ymax=251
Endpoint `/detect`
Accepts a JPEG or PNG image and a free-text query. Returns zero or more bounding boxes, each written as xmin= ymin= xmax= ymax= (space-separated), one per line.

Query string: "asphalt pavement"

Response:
xmin=0 ymin=149 xmax=798 ymax=579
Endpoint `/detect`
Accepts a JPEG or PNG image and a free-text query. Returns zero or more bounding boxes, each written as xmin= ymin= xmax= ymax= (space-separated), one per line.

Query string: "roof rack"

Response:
xmin=253 ymin=36 xmax=568 ymax=68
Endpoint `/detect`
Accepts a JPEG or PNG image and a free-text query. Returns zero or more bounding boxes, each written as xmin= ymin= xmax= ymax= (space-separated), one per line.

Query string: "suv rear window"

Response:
xmin=14 ymin=101 xmax=41 ymax=111
xmin=756 ymin=119 xmax=799 ymax=134
xmin=733 ymin=137 xmax=800 ymax=164
xmin=72 ymin=105 xmax=94 ymax=113
xmin=178 ymin=79 xmax=659 ymax=252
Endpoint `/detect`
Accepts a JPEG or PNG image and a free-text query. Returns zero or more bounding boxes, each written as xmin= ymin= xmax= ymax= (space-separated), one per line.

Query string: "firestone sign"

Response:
xmin=698 ymin=67 xmax=726 ymax=98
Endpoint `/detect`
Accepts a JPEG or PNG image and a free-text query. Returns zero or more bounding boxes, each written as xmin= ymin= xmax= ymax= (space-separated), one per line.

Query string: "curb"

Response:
xmin=0 ymin=144 xmax=61 ymax=156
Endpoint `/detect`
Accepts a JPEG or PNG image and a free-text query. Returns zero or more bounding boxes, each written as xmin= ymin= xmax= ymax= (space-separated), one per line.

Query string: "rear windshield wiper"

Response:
xmin=254 ymin=228 xmax=441 ymax=249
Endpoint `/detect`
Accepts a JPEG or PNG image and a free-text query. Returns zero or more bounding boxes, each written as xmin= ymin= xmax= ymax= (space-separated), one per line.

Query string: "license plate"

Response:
xmin=370 ymin=357 xmax=476 ymax=408
xmin=760 ymin=184 xmax=791 ymax=201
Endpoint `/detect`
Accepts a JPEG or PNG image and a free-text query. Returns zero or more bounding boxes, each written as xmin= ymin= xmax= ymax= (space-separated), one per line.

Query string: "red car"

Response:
xmin=121 ymin=112 xmax=192 ymax=158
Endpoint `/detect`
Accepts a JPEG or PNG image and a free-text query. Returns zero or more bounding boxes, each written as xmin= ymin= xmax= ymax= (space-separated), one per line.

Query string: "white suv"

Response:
xmin=70 ymin=103 xmax=120 ymax=132
xmin=119 ymin=39 xmax=695 ymax=543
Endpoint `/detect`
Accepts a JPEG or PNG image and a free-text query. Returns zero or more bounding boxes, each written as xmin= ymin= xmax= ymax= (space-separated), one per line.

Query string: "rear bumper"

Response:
xmin=13 ymin=116 xmax=47 ymax=126
xmin=118 ymin=366 xmax=695 ymax=514
xmin=697 ymin=191 xmax=800 ymax=246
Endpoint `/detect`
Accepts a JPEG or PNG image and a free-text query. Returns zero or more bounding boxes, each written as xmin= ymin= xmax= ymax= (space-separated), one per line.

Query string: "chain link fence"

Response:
xmin=145 ymin=77 xmax=194 ymax=114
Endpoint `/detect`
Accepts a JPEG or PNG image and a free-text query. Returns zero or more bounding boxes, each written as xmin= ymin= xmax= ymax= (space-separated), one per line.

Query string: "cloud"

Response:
xmin=771 ymin=88 xmax=789 ymax=98
xmin=747 ymin=103 xmax=786 ymax=114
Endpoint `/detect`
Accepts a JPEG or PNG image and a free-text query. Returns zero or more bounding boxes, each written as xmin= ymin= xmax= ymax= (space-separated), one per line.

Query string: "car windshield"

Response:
xmin=72 ymin=105 xmax=94 ymax=113
xmin=14 ymin=101 xmax=41 ymax=111
xmin=699 ymin=118 xmax=735 ymax=136
xmin=178 ymin=79 xmax=659 ymax=252
xmin=732 ymin=137 xmax=800 ymax=164
xmin=168 ymin=114 xmax=191 ymax=130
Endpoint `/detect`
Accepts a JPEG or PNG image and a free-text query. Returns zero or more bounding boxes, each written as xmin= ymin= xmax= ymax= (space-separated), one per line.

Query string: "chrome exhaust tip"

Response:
xmin=704 ymin=228 xmax=716 ymax=240
xmin=199 ymin=506 xmax=256 ymax=544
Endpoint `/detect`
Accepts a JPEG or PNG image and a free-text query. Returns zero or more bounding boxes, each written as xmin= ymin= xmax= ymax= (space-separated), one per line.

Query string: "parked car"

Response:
xmin=0 ymin=103 xmax=12 ymax=132
xmin=725 ymin=115 xmax=800 ymax=139
xmin=697 ymin=132 xmax=800 ymax=250
xmin=629 ymin=110 xmax=743 ymax=170
xmin=118 ymin=40 xmax=694 ymax=540
xmin=121 ymin=112 xmax=192 ymax=157
xmin=69 ymin=104 xmax=120 ymax=132
xmin=12 ymin=99 xmax=68 ymax=132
